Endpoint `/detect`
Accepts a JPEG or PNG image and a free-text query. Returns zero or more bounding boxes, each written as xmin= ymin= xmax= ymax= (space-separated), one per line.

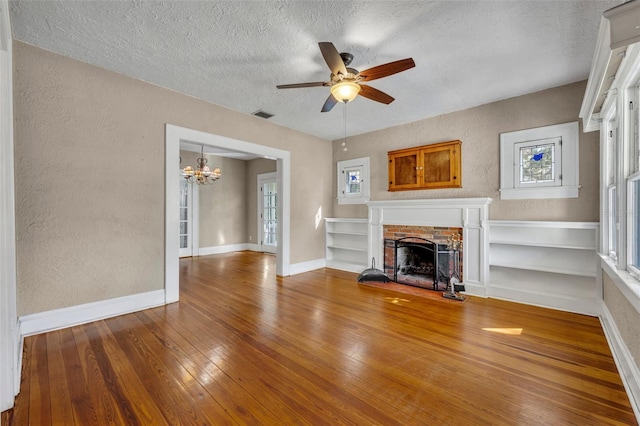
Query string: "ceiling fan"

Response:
xmin=277 ymin=42 xmax=415 ymax=112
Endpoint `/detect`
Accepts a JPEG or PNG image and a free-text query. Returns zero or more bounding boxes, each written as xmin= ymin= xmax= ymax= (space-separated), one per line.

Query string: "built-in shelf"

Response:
xmin=489 ymin=240 xmax=594 ymax=251
xmin=326 ymin=245 xmax=368 ymax=252
xmin=325 ymin=218 xmax=368 ymax=273
xmin=489 ymin=262 xmax=596 ymax=278
xmin=327 ymin=231 xmax=368 ymax=236
xmin=487 ymin=220 xmax=600 ymax=314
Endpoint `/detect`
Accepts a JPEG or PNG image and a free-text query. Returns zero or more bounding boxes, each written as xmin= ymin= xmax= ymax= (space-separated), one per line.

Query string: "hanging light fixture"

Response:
xmin=182 ymin=145 xmax=221 ymax=185
xmin=330 ymin=81 xmax=361 ymax=103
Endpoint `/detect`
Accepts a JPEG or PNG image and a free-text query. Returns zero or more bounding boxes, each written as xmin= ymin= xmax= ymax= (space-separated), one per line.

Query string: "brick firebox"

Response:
xmin=383 ymin=225 xmax=463 ymax=287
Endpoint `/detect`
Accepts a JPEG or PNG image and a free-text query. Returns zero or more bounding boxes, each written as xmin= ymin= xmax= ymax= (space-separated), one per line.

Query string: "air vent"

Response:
xmin=252 ymin=110 xmax=274 ymax=119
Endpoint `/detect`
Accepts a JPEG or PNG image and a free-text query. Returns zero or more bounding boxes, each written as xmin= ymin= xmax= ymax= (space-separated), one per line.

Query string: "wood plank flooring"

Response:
xmin=2 ymin=251 xmax=636 ymax=425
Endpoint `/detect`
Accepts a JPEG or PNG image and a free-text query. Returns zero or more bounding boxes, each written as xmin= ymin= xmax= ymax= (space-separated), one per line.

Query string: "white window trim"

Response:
xmin=628 ymin=172 xmax=640 ymax=281
xmin=607 ymin=184 xmax=618 ymax=260
xmin=499 ymin=121 xmax=579 ymax=200
xmin=337 ymin=157 xmax=370 ymax=205
xmin=595 ymin=42 xmax=640 ymax=285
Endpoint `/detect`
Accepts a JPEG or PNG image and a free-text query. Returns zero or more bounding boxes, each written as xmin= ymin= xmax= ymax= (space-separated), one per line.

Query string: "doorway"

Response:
xmin=165 ymin=124 xmax=291 ymax=303
xmin=178 ymin=176 xmax=199 ymax=258
xmin=258 ymin=172 xmax=277 ymax=254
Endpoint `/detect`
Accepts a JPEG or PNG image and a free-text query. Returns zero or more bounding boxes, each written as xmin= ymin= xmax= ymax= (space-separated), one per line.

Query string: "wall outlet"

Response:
xmin=249 ymin=236 xmax=252 ymax=241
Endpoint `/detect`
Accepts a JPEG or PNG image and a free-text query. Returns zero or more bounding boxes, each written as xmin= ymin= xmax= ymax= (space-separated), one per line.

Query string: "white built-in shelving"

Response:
xmin=325 ymin=218 xmax=368 ymax=273
xmin=488 ymin=220 xmax=599 ymax=314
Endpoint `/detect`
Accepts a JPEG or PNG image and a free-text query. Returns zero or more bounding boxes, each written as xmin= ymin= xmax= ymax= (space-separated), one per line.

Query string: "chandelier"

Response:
xmin=182 ymin=145 xmax=221 ymax=185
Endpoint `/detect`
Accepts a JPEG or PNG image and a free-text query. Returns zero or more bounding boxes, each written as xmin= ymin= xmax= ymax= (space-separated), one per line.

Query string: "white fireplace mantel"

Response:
xmin=367 ymin=198 xmax=493 ymax=297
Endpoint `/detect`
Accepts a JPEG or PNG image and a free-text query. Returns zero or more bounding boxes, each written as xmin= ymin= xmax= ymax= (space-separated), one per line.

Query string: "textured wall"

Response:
xmin=603 ymin=271 xmax=640 ymax=372
xmin=13 ymin=41 xmax=332 ymax=315
xmin=180 ymin=150 xmax=248 ymax=248
xmin=245 ymin=158 xmax=277 ymax=245
xmin=332 ymin=81 xmax=599 ymax=221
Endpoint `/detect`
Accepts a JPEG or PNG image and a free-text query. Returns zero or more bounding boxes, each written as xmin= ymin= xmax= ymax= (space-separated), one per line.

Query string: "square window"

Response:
xmin=345 ymin=168 xmax=361 ymax=195
xmin=500 ymin=122 xmax=578 ymax=199
xmin=515 ymin=139 xmax=559 ymax=186
xmin=337 ymin=157 xmax=370 ymax=205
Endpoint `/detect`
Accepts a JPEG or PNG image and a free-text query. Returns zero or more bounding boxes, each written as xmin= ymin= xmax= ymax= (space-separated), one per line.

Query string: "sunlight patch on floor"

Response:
xmin=384 ymin=296 xmax=411 ymax=305
xmin=482 ymin=327 xmax=523 ymax=335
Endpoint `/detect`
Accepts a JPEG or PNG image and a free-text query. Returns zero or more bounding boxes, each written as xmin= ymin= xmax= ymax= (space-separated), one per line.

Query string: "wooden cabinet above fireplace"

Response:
xmin=388 ymin=140 xmax=461 ymax=191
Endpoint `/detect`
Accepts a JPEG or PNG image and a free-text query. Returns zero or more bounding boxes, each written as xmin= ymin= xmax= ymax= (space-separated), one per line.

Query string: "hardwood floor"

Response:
xmin=2 ymin=251 xmax=636 ymax=425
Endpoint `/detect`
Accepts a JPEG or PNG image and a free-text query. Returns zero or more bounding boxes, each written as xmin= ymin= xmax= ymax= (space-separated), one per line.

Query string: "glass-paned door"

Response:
xmin=179 ymin=177 xmax=193 ymax=257
xmin=258 ymin=173 xmax=277 ymax=254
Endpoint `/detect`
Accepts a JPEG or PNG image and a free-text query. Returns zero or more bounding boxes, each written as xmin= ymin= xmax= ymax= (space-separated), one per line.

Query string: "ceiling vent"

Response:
xmin=252 ymin=110 xmax=274 ymax=119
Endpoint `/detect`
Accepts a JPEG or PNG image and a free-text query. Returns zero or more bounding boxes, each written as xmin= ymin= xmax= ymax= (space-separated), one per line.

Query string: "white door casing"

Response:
xmin=0 ymin=0 xmax=17 ymax=411
xmin=165 ymin=124 xmax=291 ymax=303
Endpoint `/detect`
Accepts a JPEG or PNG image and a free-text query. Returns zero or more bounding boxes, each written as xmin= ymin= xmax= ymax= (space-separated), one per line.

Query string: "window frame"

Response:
xmin=628 ymin=172 xmax=640 ymax=280
xmin=626 ymin=84 xmax=640 ymax=280
xmin=603 ymin=110 xmax=619 ymax=261
xmin=499 ymin=121 xmax=579 ymax=200
xmin=337 ymin=157 xmax=370 ymax=205
xmin=513 ymin=137 xmax=562 ymax=188
xmin=597 ymin=43 xmax=640 ymax=292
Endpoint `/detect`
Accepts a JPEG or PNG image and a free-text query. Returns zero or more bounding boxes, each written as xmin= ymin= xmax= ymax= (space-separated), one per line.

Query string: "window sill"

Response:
xmin=499 ymin=185 xmax=579 ymax=200
xmin=337 ymin=197 xmax=369 ymax=205
xmin=600 ymin=254 xmax=640 ymax=315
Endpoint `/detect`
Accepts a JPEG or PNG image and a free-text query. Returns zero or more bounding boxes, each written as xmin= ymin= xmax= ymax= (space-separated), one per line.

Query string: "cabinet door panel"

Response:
xmin=422 ymin=148 xmax=451 ymax=184
xmin=389 ymin=151 xmax=420 ymax=190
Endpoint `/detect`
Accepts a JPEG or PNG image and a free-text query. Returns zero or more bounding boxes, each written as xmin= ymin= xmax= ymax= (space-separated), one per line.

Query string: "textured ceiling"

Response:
xmin=10 ymin=0 xmax=620 ymax=141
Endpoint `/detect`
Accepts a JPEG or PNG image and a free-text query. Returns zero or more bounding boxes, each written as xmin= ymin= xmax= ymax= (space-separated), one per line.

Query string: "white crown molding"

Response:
xmin=580 ymin=1 xmax=640 ymax=133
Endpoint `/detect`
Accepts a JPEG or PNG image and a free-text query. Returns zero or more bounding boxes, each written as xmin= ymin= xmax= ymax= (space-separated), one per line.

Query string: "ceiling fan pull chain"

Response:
xmin=342 ymin=103 xmax=348 ymax=152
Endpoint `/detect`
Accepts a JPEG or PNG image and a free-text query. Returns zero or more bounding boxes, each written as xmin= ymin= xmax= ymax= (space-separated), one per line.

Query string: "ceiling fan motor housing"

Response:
xmin=340 ymin=52 xmax=354 ymax=66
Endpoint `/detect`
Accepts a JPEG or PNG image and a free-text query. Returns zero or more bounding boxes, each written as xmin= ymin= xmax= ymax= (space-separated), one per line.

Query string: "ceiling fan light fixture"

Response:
xmin=330 ymin=81 xmax=361 ymax=103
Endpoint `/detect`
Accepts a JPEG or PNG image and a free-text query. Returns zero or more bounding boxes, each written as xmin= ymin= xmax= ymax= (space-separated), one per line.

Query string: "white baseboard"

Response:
xmin=246 ymin=243 xmax=259 ymax=252
xmin=19 ymin=289 xmax=166 ymax=337
xmin=325 ymin=260 xmax=366 ymax=274
xmin=290 ymin=258 xmax=325 ymax=275
xmin=488 ymin=284 xmax=601 ymax=316
xmin=198 ymin=243 xmax=251 ymax=256
xmin=600 ymin=302 xmax=640 ymax=421
xmin=460 ymin=281 xmax=487 ymax=298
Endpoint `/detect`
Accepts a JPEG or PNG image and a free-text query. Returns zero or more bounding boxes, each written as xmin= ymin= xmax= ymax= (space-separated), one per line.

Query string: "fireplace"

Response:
xmin=384 ymin=237 xmax=454 ymax=290
xmin=367 ymin=198 xmax=493 ymax=297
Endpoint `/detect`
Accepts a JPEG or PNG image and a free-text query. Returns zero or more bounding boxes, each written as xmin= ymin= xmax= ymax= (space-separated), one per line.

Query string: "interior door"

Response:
xmin=258 ymin=173 xmax=277 ymax=254
xmin=179 ymin=177 xmax=193 ymax=257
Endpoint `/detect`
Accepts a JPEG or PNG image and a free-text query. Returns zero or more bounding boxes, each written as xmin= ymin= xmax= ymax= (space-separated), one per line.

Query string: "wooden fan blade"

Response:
xmin=319 ymin=42 xmax=347 ymax=76
xmin=321 ymin=94 xmax=339 ymax=112
xmin=277 ymin=82 xmax=328 ymax=89
xmin=359 ymin=84 xmax=395 ymax=104
xmin=358 ymin=58 xmax=415 ymax=82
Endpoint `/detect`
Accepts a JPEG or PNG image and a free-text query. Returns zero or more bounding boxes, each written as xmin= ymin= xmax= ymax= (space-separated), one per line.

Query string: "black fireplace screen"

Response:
xmin=384 ymin=237 xmax=453 ymax=290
